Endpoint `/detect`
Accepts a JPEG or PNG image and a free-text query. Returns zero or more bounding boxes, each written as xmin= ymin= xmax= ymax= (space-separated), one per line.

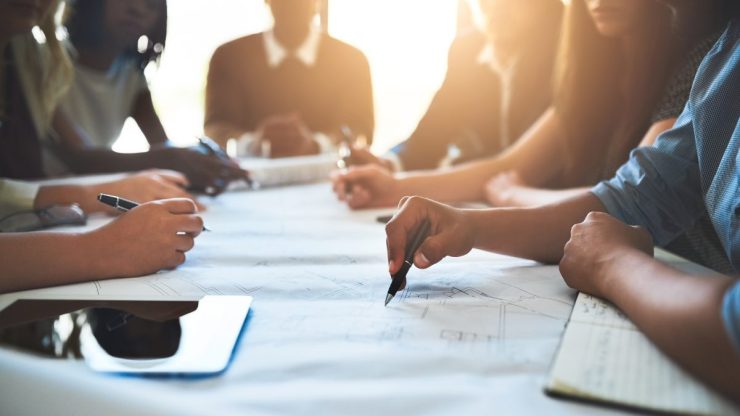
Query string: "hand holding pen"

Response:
xmin=98 ymin=193 xmax=211 ymax=232
xmin=197 ymin=136 xmax=255 ymax=191
xmin=383 ymin=196 xmax=478 ymax=304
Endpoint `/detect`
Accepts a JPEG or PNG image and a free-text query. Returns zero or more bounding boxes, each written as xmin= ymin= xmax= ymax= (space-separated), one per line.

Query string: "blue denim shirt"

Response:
xmin=592 ymin=21 xmax=740 ymax=351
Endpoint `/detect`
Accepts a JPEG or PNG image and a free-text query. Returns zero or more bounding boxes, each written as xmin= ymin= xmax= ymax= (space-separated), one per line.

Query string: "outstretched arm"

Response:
xmin=560 ymin=212 xmax=740 ymax=402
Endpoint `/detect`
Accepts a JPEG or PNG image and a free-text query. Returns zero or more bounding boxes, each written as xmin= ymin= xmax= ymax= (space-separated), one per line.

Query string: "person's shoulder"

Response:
xmin=651 ymin=30 xmax=725 ymax=123
xmin=449 ymin=29 xmax=486 ymax=55
xmin=319 ymin=34 xmax=367 ymax=62
xmin=212 ymin=33 xmax=264 ymax=60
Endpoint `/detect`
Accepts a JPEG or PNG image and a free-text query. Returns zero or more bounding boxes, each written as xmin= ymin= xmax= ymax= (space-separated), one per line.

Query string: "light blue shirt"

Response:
xmin=592 ymin=21 xmax=740 ymax=351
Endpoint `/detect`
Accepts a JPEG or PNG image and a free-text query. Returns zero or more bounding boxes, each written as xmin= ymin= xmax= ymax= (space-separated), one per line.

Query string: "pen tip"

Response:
xmin=384 ymin=293 xmax=393 ymax=307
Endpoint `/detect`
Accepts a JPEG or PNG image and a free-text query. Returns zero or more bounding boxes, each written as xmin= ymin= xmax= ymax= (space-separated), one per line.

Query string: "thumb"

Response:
xmin=413 ymin=234 xmax=448 ymax=269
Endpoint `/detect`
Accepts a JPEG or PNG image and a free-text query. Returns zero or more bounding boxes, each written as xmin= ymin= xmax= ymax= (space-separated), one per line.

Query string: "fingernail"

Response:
xmin=415 ymin=252 xmax=430 ymax=268
xmin=388 ymin=260 xmax=395 ymax=272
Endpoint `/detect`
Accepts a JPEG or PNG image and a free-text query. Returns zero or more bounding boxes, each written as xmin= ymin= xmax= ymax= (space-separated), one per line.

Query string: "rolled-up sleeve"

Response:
xmin=591 ymin=107 xmax=707 ymax=246
xmin=723 ymin=281 xmax=740 ymax=355
xmin=0 ymin=179 xmax=39 ymax=218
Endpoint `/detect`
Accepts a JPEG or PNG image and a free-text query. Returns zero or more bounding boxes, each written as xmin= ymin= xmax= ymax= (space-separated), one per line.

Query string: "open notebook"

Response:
xmin=546 ymin=293 xmax=740 ymax=415
xmin=238 ymin=154 xmax=337 ymax=188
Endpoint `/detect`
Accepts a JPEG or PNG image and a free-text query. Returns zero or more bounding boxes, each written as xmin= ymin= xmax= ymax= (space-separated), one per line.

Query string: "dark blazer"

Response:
xmin=205 ymin=32 xmax=374 ymax=144
xmin=391 ymin=13 xmax=562 ymax=171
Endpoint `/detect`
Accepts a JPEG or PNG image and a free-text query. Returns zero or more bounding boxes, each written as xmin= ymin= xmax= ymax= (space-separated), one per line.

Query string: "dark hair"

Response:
xmin=65 ymin=0 xmax=168 ymax=71
xmin=554 ymin=0 xmax=678 ymax=182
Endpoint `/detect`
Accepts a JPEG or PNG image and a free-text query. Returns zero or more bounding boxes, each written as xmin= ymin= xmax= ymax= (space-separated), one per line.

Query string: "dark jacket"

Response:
xmin=391 ymin=12 xmax=562 ymax=170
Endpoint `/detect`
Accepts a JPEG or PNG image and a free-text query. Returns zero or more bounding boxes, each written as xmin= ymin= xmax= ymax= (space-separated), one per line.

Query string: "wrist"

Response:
xmin=599 ymin=246 xmax=653 ymax=298
xmin=71 ymin=231 xmax=110 ymax=281
xmin=467 ymin=209 xmax=489 ymax=250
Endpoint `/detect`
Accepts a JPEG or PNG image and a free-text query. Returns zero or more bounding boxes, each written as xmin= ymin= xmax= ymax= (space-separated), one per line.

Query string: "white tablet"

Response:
xmin=0 ymin=295 xmax=252 ymax=377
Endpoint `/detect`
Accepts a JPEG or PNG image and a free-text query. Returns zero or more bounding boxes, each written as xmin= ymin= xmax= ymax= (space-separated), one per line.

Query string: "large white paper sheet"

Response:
xmin=0 ymin=183 xmax=626 ymax=416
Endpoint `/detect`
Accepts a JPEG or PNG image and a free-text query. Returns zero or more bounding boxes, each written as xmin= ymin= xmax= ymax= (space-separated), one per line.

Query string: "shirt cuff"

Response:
xmin=0 ymin=179 xmax=40 ymax=218
xmin=591 ymin=181 xmax=627 ymax=220
xmin=722 ymin=281 xmax=740 ymax=355
xmin=382 ymin=151 xmax=403 ymax=172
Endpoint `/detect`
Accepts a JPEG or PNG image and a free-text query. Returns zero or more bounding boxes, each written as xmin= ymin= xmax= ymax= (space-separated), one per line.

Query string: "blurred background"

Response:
xmin=114 ymin=0 xmax=475 ymax=154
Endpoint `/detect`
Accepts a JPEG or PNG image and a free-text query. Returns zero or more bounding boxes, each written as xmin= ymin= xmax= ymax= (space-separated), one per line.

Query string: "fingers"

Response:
xmin=172 ymin=214 xmax=204 ymax=237
xmin=414 ymin=235 xmax=447 ymax=269
xmin=156 ymin=198 xmax=198 ymax=215
xmin=385 ymin=198 xmax=426 ymax=274
xmin=166 ymin=251 xmax=186 ymax=270
xmin=173 ymin=234 xmax=196 ymax=253
xmin=331 ymin=171 xmax=349 ymax=201
xmin=152 ymin=170 xmax=190 ymax=187
xmin=347 ymin=186 xmax=372 ymax=209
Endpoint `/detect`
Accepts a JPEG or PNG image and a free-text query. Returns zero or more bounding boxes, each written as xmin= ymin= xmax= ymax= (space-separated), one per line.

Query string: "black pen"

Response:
xmin=197 ymin=136 xmax=255 ymax=189
xmin=97 ymin=193 xmax=210 ymax=232
xmin=385 ymin=218 xmax=431 ymax=306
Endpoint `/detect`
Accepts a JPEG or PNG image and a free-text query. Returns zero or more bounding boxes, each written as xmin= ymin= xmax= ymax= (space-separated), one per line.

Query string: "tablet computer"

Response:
xmin=0 ymin=295 xmax=251 ymax=377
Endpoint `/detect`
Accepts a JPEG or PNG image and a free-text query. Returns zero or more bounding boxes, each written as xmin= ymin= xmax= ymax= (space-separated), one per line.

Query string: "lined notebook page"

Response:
xmin=547 ymin=293 xmax=739 ymax=415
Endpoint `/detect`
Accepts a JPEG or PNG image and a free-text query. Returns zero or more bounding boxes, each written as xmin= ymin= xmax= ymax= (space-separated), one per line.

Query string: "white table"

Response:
xmin=0 ymin=182 xmax=631 ymax=416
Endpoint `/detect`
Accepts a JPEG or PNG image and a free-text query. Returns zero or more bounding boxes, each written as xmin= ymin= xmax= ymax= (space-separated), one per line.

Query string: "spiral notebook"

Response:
xmin=546 ymin=293 xmax=740 ymax=415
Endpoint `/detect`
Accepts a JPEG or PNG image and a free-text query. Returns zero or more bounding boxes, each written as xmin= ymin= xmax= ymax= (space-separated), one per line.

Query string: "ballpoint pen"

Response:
xmin=385 ymin=218 xmax=431 ymax=306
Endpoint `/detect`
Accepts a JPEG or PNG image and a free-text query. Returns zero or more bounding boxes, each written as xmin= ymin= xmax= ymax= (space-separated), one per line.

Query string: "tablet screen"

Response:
xmin=0 ymin=296 xmax=251 ymax=376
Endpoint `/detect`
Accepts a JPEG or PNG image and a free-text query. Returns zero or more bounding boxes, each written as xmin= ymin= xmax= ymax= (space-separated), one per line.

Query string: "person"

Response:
xmin=332 ymin=0 xmax=725 ymax=209
xmin=0 ymin=0 xmax=202 ymax=293
xmin=348 ymin=0 xmax=562 ymax=172
xmin=59 ymin=0 xmax=169 ymax=149
xmin=43 ymin=0 xmax=248 ymax=195
xmin=204 ymin=0 xmax=374 ymax=158
xmin=383 ymin=19 xmax=740 ymax=401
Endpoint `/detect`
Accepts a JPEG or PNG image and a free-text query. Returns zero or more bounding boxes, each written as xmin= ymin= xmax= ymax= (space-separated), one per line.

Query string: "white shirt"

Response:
xmin=262 ymin=27 xmax=322 ymax=68
xmin=59 ymin=55 xmax=149 ymax=149
xmin=231 ymin=27 xmax=333 ymax=157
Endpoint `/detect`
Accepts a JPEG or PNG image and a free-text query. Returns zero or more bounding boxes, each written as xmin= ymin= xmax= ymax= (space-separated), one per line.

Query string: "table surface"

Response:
xmin=0 ymin=182 xmax=637 ymax=416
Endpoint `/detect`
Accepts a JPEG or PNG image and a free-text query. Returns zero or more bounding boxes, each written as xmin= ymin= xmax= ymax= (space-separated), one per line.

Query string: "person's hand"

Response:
xmin=86 ymin=198 xmax=203 ymax=278
xmin=344 ymin=146 xmax=395 ymax=172
xmin=385 ymin=196 xmax=477 ymax=288
xmin=256 ymin=113 xmax=319 ymax=158
xmin=148 ymin=146 xmax=249 ymax=196
xmin=330 ymin=164 xmax=402 ymax=209
xmin=91 ymin=170 xmax=205 ymax=212
xmin=560 ymin=212 xmax=654 ymax=297
xmin=484 ymin=171 xmax=525 ymax=206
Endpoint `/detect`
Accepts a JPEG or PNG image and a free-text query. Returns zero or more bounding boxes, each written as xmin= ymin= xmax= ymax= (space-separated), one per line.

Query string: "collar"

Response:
xmin=263 ymin=27 xmax=322 ymax=68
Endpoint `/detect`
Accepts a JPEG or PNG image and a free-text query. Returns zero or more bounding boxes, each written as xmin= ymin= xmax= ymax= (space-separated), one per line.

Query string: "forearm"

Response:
xmin=0 ymin=233 xmax=104 ymax=293
xmin=58 ymin=146 xmax=158 ymax=174
xmin=398 ymin=158 xmax=513 ymax=202
xmin=397 ymin=109 xmax=565 ymax=203
xmin=602 ymin=250 xmax=740 ymax=401
xmin=35 ymin=184 xmax=112 ymax=214
xmin=505 ymin=186 xmax=591 ymax=208
xmin=468 ymin=192 xmax=605 ymax=263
